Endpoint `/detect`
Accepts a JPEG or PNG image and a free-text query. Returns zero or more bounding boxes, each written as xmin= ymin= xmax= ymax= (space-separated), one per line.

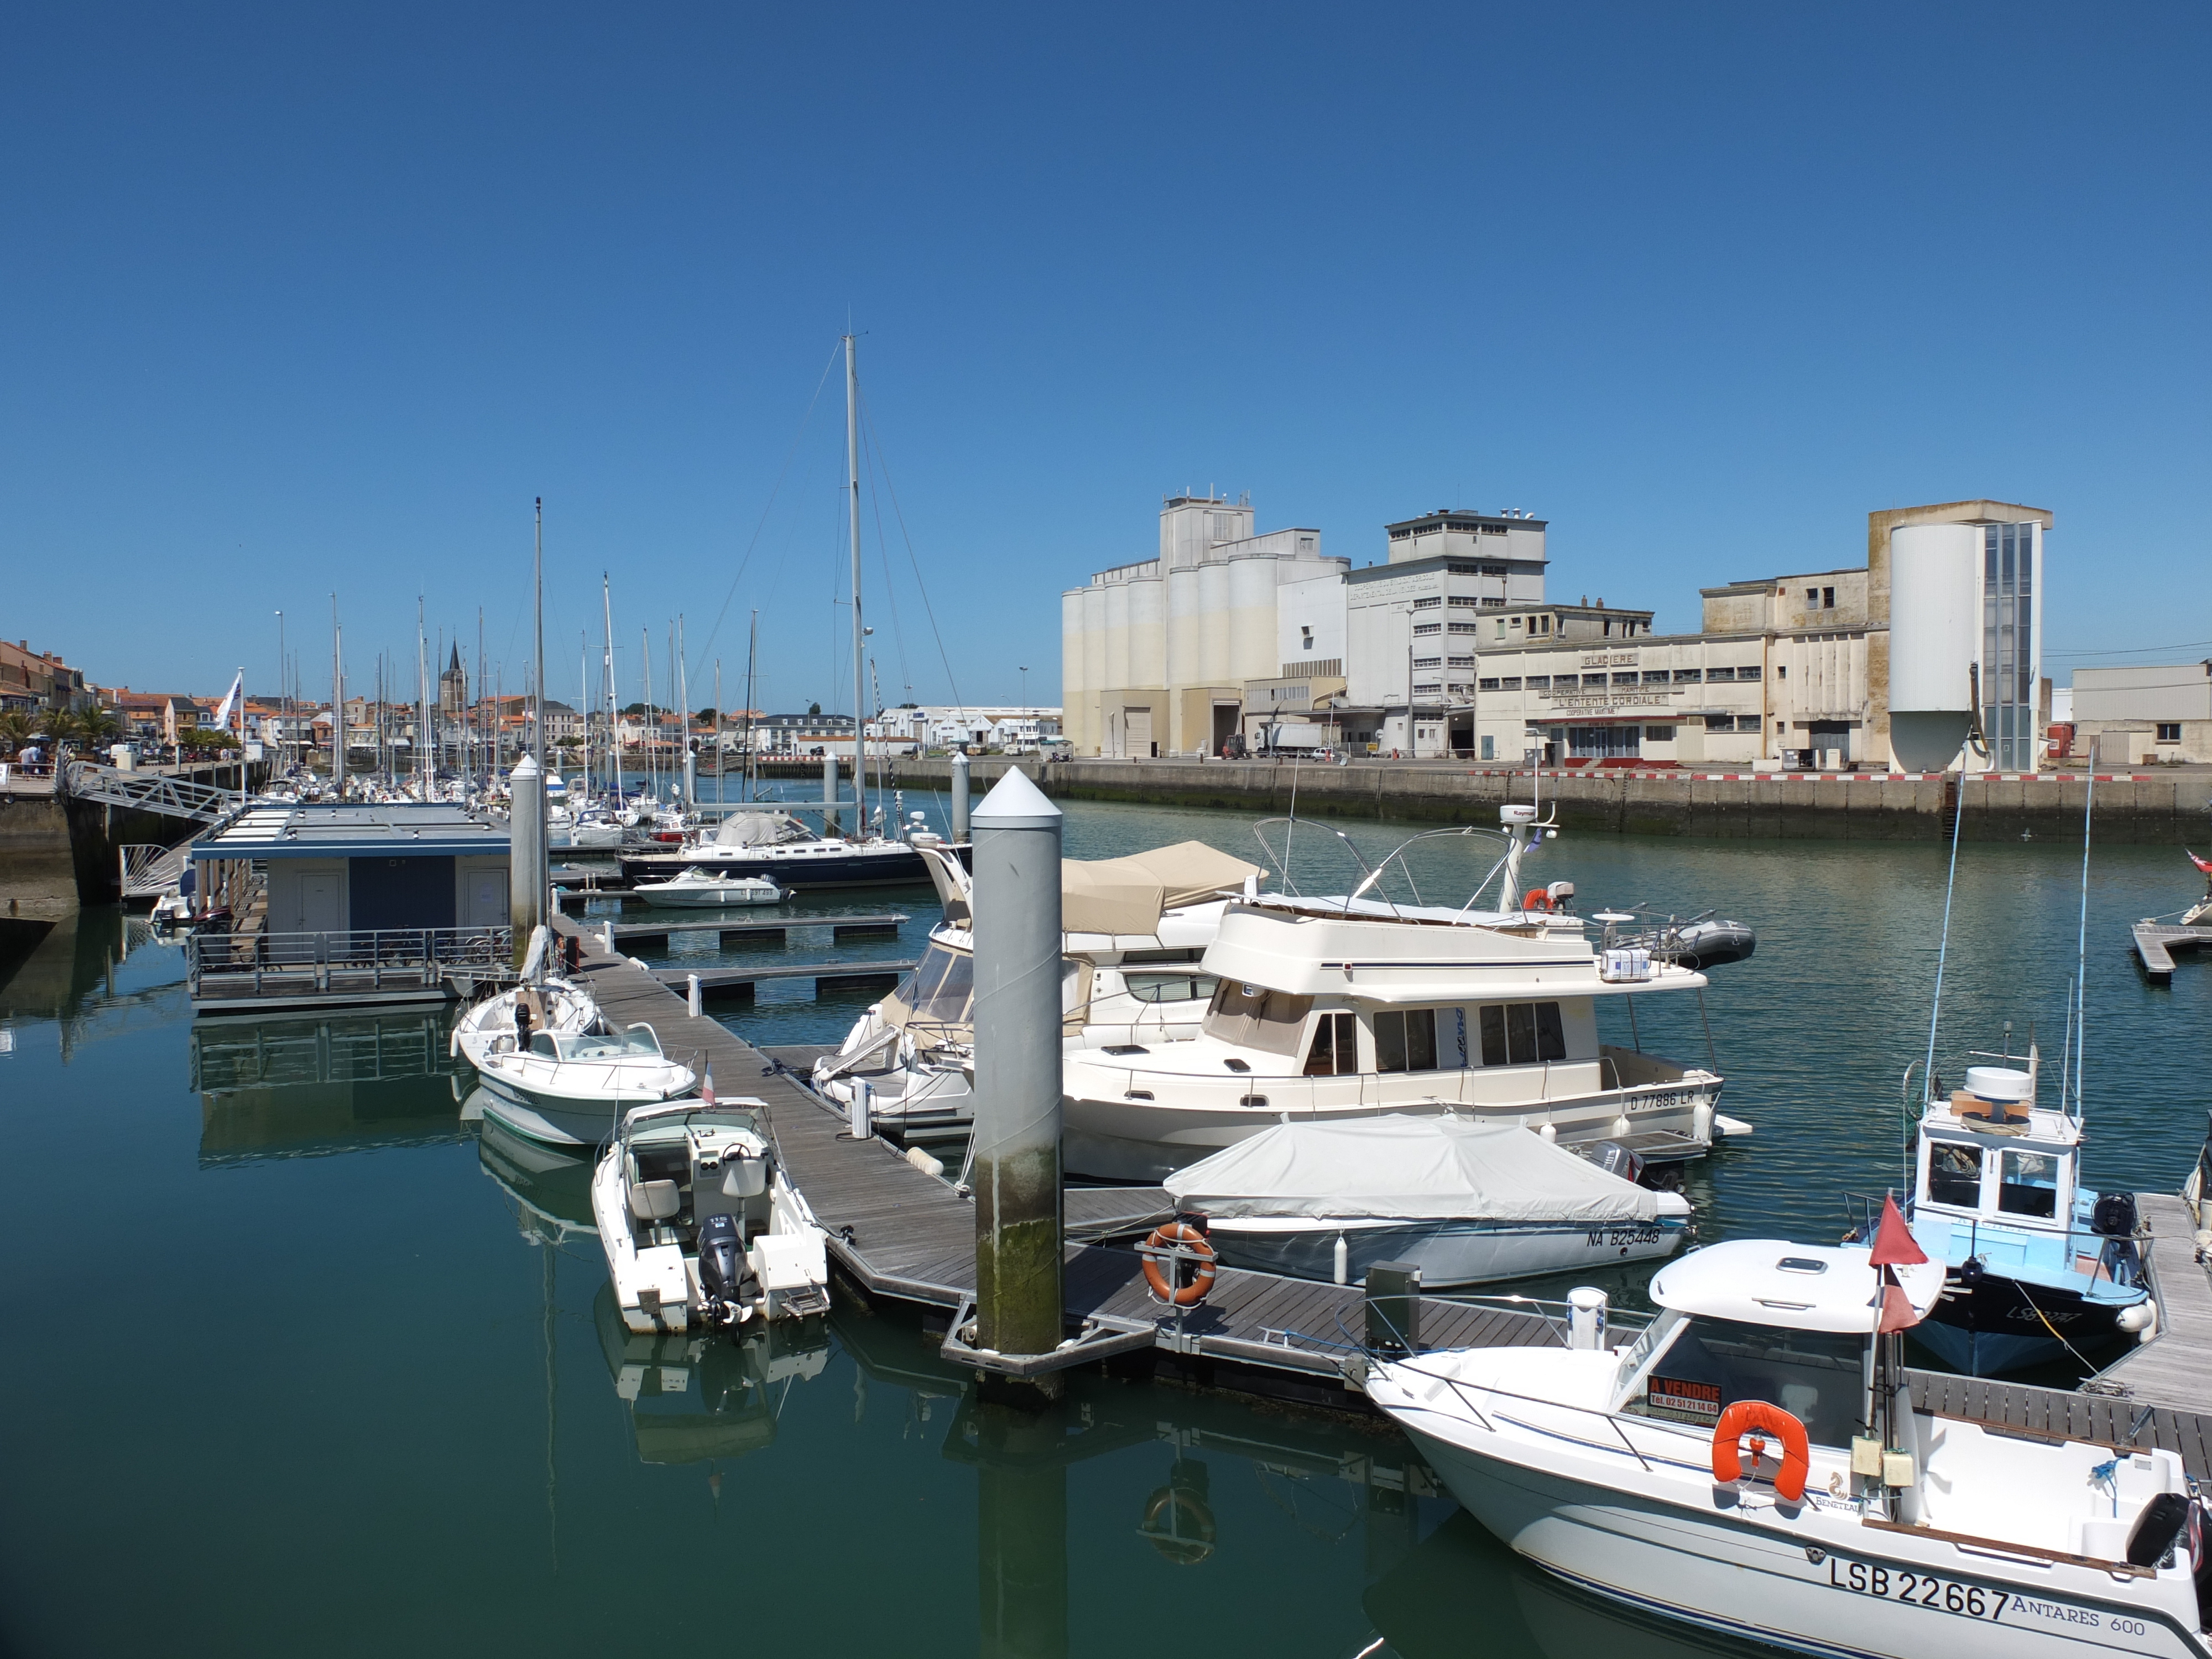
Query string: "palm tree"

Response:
xmin=0 ymin=710 xmax=32 ymax=755
xmin=41 ymin=707 xmax=82 ymax=752
xmin=77 ymin=706 xmax=121 ymax=749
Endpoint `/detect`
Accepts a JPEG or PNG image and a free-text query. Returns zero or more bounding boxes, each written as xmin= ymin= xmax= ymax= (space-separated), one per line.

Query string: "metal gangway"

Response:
xmin=64 ymin=761 xmax=242 ymax=823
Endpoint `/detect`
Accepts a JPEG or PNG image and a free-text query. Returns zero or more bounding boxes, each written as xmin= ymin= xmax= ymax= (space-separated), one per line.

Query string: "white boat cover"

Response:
xmin=1061 ymin=841 xmax=1260 ymax=936
xmin=1164 ymin=1114 xmax=1660 ymax=1224
xmin=711 ymin=812 xmax=799 ymax=847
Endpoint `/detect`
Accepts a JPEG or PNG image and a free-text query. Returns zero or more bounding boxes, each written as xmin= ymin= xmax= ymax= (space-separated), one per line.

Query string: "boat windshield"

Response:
xmin=621 ymin=1027 xmax=664 ymax=1056
xmin=554 ymin=1033 xmax=627 ymax=1060
xmin=1618 ymin=1316 xmax=1870 ymax=1449
xmin=904 ymin=943 xmax=974 ymax=1027
xmin=1997 ymin=1148 xmax=2063 ymax=1219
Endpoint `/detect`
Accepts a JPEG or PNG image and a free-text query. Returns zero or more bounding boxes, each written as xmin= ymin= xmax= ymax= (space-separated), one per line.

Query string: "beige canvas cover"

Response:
xmin=1060 ymin=841 xmax=1261 ymax=937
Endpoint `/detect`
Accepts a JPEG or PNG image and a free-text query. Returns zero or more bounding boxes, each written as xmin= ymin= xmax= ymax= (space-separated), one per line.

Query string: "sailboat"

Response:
xmin=618 ymin=335 xmax=932 ymax=891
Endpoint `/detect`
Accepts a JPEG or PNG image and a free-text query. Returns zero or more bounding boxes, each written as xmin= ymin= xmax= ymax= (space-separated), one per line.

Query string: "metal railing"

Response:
xmin=64 ymin=761 xmax=242 ymax=823
xmin=119 ymin=841 xmax=192 ymax=898
xmin=187 ymin=926 xmax=512 ymax=1000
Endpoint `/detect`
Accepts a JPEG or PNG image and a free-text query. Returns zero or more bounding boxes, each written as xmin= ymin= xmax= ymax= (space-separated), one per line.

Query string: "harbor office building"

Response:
xmin=2067 ymin=661 xmax=2212 ymax=766
xmin=191 ymin=803 xmax=513 ymax=938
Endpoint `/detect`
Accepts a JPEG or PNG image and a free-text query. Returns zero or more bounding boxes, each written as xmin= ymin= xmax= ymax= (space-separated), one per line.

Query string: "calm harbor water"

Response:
xmin=2 ymin=796 xmax=2206 ymax=1658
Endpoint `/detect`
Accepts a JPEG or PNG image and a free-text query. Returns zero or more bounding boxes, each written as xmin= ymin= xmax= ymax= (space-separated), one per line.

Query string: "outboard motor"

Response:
xmin=1588 ymin=1140 xmax=1646 ymax=1187
xmin=696 ymin=1214 xmax=755 ymax=1326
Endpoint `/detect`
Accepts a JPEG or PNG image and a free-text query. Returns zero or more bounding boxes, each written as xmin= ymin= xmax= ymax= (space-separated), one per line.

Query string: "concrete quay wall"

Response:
xmin=880 ymin=759 xmax=2209 ymax=843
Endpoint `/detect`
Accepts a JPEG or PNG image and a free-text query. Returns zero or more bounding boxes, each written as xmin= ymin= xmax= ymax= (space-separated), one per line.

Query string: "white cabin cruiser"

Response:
xmin=812 ymin=840 xmax=1259 ymax=1131
xmin=629 ymin=866 xmax=785 ymax=908
xmin=1061 ymin=810 xmax=1742 ymax=1180
xmin=1164 ymin=1114 xmax=1691 ymax=1288
xmin=475 ymin=1022 xmax=697 ymax=1148
xmin=592 ymin=1099 xmax=831 ymax=1333
xmin=1365 ymin=1223 xmax=2212 ymax=1658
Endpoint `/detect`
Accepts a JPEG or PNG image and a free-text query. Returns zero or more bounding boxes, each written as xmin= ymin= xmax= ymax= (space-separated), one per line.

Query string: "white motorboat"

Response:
xmin=450 ymin=972 xmax=604 ymax=1072
xmin=475 ymin=1022 xmax=697 ymax=1148
xmin=1364 ymin=1222 xmax=2212 ymax=1659
xmin=591 ymin=1098 xmax=831 ymax=1333
xmin=629 ymin=866 xmax=785 ymax=908
xmin=1163 ymin=1114 xmax=1691 ymax=1289
xmin=812 ymin=839 xmax=1259 ymax=1130
xmin=1060 ymin=807 xmax=1749 ymax=1181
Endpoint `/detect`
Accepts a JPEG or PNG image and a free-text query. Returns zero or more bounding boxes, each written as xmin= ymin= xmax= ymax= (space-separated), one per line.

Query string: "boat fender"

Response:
xmin=2120 ymin=1298 xmax=2158 ymax=1339
xmin=1141 ymin=1222 xmax=1218 ymax=1307
xmin=1522 ymin=889 xmax=1551 ymax=912
xmin=1711 ymin=1402 xmax=1810 ymax=1503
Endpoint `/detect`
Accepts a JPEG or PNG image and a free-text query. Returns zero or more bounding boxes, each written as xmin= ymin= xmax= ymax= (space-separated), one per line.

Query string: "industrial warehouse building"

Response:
xmin=1061 ymin=493 xmax=2052 ymax=773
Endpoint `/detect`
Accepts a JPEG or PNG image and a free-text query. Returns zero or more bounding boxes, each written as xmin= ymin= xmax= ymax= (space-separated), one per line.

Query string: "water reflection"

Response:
xmin=592 ymin=1283 xmax=830 ymax=1468
xmin=476 ymin=1108 xmax=597 ymax=1240
xmin=1364 ymin=1509 xmax=1754 ymax=1659
xmin=0 ymin=904 xmax=184 ymax=1057
xmin=191 ymin=1010 xmax=470 ymax=1165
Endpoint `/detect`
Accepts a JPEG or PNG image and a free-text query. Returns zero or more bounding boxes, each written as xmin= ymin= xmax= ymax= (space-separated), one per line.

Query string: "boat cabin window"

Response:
xmin=1478 ymin=1002 xmax=1566 ymax=1067
xmin=902 ymin=944 xmax=974 ymax=1027
xmin=1373 ymin=1009 xmax=1439 ymax=1073
xmin=1997 ymin=1148 xmax=2060 ymax=1219
xmin=1304 ymin=1010 xmax=1359 ymax=1076
xmin=1203 ymin=981 xmax=1314 ymax=1056
xmin=1926 ymin=1141 xmax=1982 ymax=1208
xmin=1122 ymin=971 xmax=1220 ymax=1005
xmin=1621 ymin=1316 xmax=1869 ymax=1449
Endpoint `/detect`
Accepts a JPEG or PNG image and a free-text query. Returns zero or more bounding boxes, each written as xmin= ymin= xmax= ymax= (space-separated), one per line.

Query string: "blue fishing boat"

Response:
xmin=1862 ymin=1055 xmax=2154 ymax=1376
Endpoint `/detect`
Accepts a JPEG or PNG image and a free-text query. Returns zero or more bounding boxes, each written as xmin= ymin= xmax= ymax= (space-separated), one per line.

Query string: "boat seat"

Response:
xmin=629 ymin=1180 xmax=681 ymax=1222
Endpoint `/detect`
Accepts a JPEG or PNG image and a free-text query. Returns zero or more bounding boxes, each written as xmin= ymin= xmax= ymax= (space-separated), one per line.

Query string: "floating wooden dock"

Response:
xmin=605 ymin=912 xmax=906 ymax=948
xmin=552 ymin=916 xmax=2212 ymax=1454
xmin=650 ymin=959 xmax=916 ymax=996
xmin=559 ymin=916 xmax=1564 ymax=1401
xmin=2132 ymin=921 xmax=2211 ymax=980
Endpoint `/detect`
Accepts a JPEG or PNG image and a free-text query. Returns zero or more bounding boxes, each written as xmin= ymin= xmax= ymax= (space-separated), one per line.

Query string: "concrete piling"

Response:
xmin=951 ymin=748 xmax=971 ymax=843
xmin=968 ymin=768 xmax=1064 ymax=1368
xmin=822 ymin=751 xmax=839 ymax=838
xmin=508 ymin=753 xmax=544 ymax=970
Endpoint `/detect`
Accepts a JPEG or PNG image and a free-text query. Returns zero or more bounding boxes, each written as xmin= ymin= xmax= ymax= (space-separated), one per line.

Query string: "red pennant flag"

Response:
xmin=1868 ymin=1194 xmax=1928 ymax=1267
xmin=2190 ymin=850 xmax=2212 ymax=877
xmin=1877 ymin=1279 xmax=1924 ymax=1333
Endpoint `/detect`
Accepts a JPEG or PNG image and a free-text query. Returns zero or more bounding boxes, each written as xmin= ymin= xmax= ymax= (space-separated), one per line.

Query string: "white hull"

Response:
xmin=1063 ymin=1074 xmax=1721 ymax=1183
xmin=1208 ymin=1213 xmax=1687 ymax=1288
xmin=1404 ymin=1425 xmax=2208 ymax=1659
xmin=630 ymin=881 xmax=783 ymax=908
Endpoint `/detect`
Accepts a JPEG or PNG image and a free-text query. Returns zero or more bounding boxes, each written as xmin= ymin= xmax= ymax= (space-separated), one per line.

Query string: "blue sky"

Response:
xmin=3 ymin=3 xmax=2205 ymax=714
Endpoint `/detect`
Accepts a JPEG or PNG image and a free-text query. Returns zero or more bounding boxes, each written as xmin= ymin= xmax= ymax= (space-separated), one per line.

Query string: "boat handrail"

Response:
xmin=1377 ymin=1352 xmax=1676 ymax=1478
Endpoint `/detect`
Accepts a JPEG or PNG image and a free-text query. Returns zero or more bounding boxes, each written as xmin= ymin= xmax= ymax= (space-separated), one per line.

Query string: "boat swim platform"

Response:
xmin=2132 ymin=921 xmax=2212 ymax=980
xmin=648 ymin=959 xmax=917 ymax=997
xmin=552 ymin=916 xmax=2212 ymax=1454
xmin=601 ymin=912 xmax=907 ymax=948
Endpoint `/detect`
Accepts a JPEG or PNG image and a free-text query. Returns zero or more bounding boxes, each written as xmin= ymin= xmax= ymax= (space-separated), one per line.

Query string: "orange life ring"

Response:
xmin=1523 ymin=888 xmax=1552 ymax=911
xmin=1711 ymin=1401 xmax=1810 ymax=1502
xmin=1141 ymin=1222 xmax=1218 ymax=1306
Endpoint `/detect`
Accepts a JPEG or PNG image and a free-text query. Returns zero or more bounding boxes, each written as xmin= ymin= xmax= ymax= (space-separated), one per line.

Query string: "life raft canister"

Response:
xmin=1522 ymin=888 xmax=1552 ymax=911
xmin=1710 ymin=1401 xmax=1811 ymax=1502
xmin=1141 ymin=1221 xmax=1218 ymax=1306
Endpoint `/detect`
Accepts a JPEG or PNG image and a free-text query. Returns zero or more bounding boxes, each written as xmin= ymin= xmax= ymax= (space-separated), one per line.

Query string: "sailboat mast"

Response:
xmin=331 ymin=596 xmax=345 ymax=797
xmin=641 ymin=627 xmax=656 ymax=802
xmin=677 ymin=614 xmax=690 ymax=804
xmin=534 ymin=497 xmax=547 ymax=931
xmin=845 ymin=332 xmax=866 ymax=838
xmin=744 ymin=609 xmax=758 ymax=804
xmin=600 ymin=575 xmax=615 ymax=802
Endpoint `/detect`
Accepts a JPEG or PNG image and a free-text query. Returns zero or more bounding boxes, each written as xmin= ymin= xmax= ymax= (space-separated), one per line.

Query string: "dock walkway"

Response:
xmin=2132 ymin=921 xmax=2211 ymax=980
xmin=561 ymin=916 xmax=1563 ymax=1390
xmin=555 ymin=916 xmax=2212 ymax=1462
